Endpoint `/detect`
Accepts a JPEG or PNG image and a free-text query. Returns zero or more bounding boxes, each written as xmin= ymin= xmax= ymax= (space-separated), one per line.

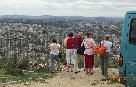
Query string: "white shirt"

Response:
xmin=101 ymin=40 xmax=112 ymax=53
xmin=49 ymin=43 xmax=60 ymax=55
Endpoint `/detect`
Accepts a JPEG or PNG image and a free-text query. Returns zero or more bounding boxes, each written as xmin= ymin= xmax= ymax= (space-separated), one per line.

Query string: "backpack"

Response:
xmin=94 ymin=45 xmax=106 ymax=57
xmin=77 ymin=43 xmax=85 ymax=55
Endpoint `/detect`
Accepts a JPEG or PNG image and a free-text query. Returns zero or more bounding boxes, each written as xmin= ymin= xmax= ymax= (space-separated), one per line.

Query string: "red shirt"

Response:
xmin=66 ymin=37 xmax=74 ymax=49
xmin=73 ymin=35 xmax=83 ymax=49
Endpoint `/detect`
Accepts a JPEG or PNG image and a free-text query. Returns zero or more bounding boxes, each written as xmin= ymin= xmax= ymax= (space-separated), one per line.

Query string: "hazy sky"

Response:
xmin=0 ymin=0 xmax=136 ymax=17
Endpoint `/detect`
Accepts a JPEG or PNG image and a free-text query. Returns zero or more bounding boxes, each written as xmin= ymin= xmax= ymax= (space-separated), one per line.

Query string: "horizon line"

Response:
xmin=0 ymin=14 xmax=124 ymax=18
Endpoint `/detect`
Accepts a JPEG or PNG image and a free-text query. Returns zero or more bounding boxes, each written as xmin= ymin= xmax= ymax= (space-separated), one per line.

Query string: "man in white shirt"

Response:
xmin=101 ymin=36 xmax=112 ymax=77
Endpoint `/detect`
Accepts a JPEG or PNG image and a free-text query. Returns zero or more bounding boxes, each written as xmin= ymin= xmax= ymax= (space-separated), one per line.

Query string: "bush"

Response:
xmin=1 ymin=58 xmax=30 ymax=76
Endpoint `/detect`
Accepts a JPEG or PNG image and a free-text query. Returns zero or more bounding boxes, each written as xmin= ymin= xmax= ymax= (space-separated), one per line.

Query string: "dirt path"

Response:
xmin=2 ymin=68 xmax=125 ymax=87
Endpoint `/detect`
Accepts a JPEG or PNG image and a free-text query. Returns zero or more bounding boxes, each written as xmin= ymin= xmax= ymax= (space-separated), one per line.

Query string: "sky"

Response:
xmin=0 ymin=0 xmax=136 ymax=17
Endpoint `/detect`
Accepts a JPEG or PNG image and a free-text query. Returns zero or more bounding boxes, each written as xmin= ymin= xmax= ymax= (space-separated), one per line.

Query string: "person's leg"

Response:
xmin=81 ymin=55 xmax=85 ymax=69
xmin=78 ymin=55 xmax=83 ymax=69
xmin=100 ymin=57 xmax=104 ymax=75
xmin=89 ymin=68 xmax=92 ymax=74
xmin=74 ymin=49 xmax=78 ymax=73
xmin=56 ymin=55 xmax=61 ymax=71
xmin=85 ymin=54 xmax=89 ymax=75
xmin=70 ymin=64 xmax=74 ymax=72
xmin=105 ymin=53 xmax=110 ymax=77
xmin=70 ymin=49 xmax=75 ymax=72
xmin=66 ymin=64 xmax=70 ymax=72
xmin=74 ymin=56 xmax=79 ymax=73
xmin=50 ymin=54 xmax=55 ymax=73
xmin=66 ymin=49 xmax=70 ymax=72
xmin=83 ymin=55 xmax=85 ymax=71
xmin=91 ymin=54 xmax=94 ymax=73
xmin=87 ymin=55 xmax=93 ymax=74
xmin=104 ymin=53 xmax=109 ymax=77
xmin=85 ymin=65 xmax=88 ymax=75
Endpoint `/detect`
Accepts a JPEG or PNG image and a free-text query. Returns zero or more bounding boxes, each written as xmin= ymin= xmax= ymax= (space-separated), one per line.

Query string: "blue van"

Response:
xmin=119 ymin=11 xmax=136 ymax=86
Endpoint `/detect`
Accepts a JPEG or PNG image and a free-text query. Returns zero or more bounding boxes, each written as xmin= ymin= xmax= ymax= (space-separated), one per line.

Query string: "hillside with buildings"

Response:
xmin=0 ymin=15 xmax=123 ymax=59
xmin=0 ymin=15 xmax=123 ymax=86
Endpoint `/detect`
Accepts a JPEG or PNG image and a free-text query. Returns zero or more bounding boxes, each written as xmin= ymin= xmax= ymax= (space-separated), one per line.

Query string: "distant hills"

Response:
xmin=0 ymin=15 xmax=124 ymax=20
xmin=0 ymin=15 xmax=53 ymax=19
xmin=0 ymin=15 xmax=124 ymax=25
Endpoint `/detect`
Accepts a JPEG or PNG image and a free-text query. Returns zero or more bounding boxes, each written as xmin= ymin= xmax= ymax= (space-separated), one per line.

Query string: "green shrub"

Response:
xmin=1 ymin=58 xmax=30 ymax=76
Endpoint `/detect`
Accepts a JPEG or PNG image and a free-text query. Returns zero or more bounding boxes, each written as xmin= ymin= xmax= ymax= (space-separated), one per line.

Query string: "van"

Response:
xmin=119 ymin=11 xmax=136 ymax=86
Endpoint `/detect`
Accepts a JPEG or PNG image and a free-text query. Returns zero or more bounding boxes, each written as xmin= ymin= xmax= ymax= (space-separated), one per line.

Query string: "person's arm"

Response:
xmin=91 ymin=39 xmax=96 ymax=50
xmin=101 ymin=40 xmax=104 ymax=46
xmin=56 ymin=43 xmax=60 ymax=48
xmin=64 ymin=38 xmax=67 ymax=47
xmin=81 ymin=39 xmax=85 ymax=47
xmin=110 ymin=42 xmax=113 ymax=48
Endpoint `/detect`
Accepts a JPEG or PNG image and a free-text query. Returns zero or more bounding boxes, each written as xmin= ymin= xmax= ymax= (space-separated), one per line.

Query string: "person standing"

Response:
xmin=83 ymin=32 xmax=96 ymax=75
xmin=73 ymin=32 xmax=84 ymax=74
xmin=49 ymin=39 xmax=61 ymax=73
xmin=64 ymin=32 xmax=75 ymax=72
xmin=100 ymin=36 xmax=112 ymax=77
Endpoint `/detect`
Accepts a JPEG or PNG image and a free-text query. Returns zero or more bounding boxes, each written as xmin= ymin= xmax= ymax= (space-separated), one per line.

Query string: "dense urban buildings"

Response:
xmin=0 ymin=15 xmax=123 ymax=64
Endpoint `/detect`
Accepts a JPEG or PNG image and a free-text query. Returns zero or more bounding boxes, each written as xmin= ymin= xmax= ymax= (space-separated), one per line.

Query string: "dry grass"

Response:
xmin=3 ymin=68 xmax=125 ymax=87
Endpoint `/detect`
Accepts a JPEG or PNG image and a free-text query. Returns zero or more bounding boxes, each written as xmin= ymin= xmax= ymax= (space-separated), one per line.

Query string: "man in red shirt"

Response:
xmin=73 ymin=32 xmax=84 ymax=74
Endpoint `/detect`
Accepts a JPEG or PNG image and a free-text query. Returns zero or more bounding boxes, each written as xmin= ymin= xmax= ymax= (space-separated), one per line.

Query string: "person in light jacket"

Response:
xmin=83 ymin=32 xmax=96 ymax=75
xmin=100 ymin=36 xmax=112 ymax=77
xmin=49 ymin=39 xmax=61 ymax=73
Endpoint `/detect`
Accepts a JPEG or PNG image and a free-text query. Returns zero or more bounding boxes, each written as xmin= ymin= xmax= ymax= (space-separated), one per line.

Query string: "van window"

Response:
xmin=129 ymin=19 xmax=136 ymax=44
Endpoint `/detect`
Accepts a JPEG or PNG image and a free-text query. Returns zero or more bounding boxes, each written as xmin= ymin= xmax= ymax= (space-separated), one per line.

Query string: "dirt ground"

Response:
xmin=1 ymin=68 xmax=125 ymax=87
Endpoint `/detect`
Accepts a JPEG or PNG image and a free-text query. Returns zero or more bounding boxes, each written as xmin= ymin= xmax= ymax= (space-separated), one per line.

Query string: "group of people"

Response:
xmin=49 ymin=32 xmax=113 ymax=78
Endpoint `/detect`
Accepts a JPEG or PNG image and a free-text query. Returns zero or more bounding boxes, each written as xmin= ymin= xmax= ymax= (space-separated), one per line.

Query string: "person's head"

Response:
xmin=68 ymin=32 xmax=73 ymax=37
xmin=105 ymin=36 xmax=109 ymax=41
xmin=77 ymin=32 xmax=83 ymax=37
xmin=86 ymin=32 xmax=93 ymax=38
xmin=52 ymin=39 xmax=57 ymax=43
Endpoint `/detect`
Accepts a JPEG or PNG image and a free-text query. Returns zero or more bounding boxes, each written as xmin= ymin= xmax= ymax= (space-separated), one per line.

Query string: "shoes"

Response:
xmin=86 ymin=72 xmax=94 ymax=75
xmin=90 ymin=72 xmax=94 ymax=75
xmin=74 ymin=71 xmax=80 ymax=74
xmin=51 ymin=72 xmax=54 ymax=73
xmin=86 ymin=72 xmax=88 ymax=75
xmin=66 ymin=70 xmax=69 ymax=72
xmin=75 ymin=72 xmax=78 ymax=74
xmin=57 ymin=69 xmax=61 ymax=71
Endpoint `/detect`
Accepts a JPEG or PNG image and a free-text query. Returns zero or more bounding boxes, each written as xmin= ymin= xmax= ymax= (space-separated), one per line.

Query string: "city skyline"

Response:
xmin=0 ymin=0 xmax=136 ymax=17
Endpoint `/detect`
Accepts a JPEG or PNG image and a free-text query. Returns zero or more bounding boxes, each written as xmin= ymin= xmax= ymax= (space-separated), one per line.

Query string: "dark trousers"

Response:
xmin=100 ymin=52 xmax=110 ymax=77
xmin=50 ymin=54 xmax=60 ymax=72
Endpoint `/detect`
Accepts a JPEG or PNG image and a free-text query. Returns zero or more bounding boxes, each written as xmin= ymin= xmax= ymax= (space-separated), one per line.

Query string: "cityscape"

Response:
xmin=0 ymin=15 xmax=123 ymax=62
xmin=1 ymin=0 xmax=136 ymax=86
xmin=0 ymin=15 xmax=124 ymax=86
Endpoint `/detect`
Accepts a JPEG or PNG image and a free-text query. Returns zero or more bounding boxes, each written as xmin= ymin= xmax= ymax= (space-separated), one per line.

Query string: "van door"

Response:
xmin=126 ymin=17 xmax=136 ymax=86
